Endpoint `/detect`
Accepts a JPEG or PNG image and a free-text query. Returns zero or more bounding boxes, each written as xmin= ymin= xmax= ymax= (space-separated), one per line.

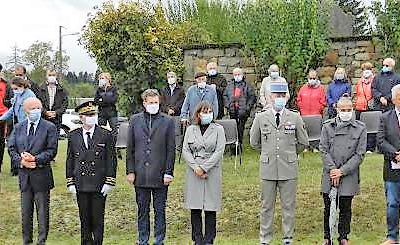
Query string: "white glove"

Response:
xmin=100 ymin=184 xmax=114 ymax=197
xmin=68 ymin=185 xmax=77 ymax=194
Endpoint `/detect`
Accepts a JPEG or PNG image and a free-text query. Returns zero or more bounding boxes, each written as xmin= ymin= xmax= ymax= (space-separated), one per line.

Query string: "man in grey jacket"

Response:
xmin=319 ymin=96 xmax=367 ymax=245
xmin=180 ymin=72 xmax=218 ymax=123
xmin=250 ymin=83 xmax=308 ymax=245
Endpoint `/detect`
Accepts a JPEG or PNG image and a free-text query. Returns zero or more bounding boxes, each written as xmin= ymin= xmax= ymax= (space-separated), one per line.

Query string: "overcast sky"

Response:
xmin=0 ymin=0 xmax=378 ymax=74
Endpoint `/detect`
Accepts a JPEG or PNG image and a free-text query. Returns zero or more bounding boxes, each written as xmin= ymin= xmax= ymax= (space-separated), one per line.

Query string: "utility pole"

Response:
xmin=59 ymin=26 xmax=63 ymax=76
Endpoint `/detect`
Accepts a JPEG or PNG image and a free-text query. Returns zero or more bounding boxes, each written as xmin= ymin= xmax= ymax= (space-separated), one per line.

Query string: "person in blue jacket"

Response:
xmin=327 ymin=68 xmax=351 ymax=118
xmin=0 ymin=77 xmax=36 ymax=125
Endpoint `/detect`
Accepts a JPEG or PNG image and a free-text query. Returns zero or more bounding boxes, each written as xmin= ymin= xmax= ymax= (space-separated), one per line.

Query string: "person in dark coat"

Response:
xmin=0 ymin=64 xmax=13 ymax=173
xmin=372 ymin=58 xmax=400 ymax=112
xmin=8 ymin=97 xmax=58 ymax=245
xmin=160 ymin=71 xmax=185 ymax=116
xmin=66 ymin=101 xmax=117 ymax=245
xmin=37 ymin=69 xmax=68 ymax=136
xmin=14 ymin=65 xmax=40 ymax=96
xmin=377 ymin=84 xmax=400 ymax=245
xmin=207 ymin=62 xmax=227 ymax=119
xmin=126 ymin=89 xmax=175 ymax=245
xmin=223 ymin=67 xmax=256 ymax=147
xmin=94 ymin=72 xmax=119 ymax=141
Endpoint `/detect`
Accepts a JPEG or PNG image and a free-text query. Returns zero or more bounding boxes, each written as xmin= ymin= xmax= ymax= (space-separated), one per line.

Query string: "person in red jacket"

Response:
xmin=296 ymin=69 xmax=326 ymax=116
xmin=0 ymin=64 xmax=13 ymax=173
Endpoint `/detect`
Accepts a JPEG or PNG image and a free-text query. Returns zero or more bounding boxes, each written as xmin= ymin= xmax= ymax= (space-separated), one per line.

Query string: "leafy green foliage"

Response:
xmin=371 ymin=0 xmax=400 ymax=69
xmin=81 ymin=1 xmax=193 ymax=114
xmin=237 ymin=0 xmax=331 ymax=103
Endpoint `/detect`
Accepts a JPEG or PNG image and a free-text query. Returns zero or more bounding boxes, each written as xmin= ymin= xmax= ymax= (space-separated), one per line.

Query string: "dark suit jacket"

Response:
xmin=37 ymin=83 xmax=68 ymax=126
xmin=377 ymin=109 xmax=400 ymax=181
xmin=160 ymin=84 xmax=185 ymax=116
xmin=126 ymin=112 xmax=175 ymax=188
xmin=66 ymin=125 xmax=117 ymax=192
xmin=8 ymin=119 xmax=58 ymax=192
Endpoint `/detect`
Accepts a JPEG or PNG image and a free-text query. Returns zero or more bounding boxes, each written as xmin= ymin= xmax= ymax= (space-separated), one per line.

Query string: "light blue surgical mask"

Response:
xmin=382 ymin=66 xmax=392 ymax=73
xmin=13 ymin=89 xmax=23 ymax=96
xmin=28 ymin=109 xmax=41 ymax=122
xmin=274 ymin=97 xmax=287 ymax=111
xmin=200 ymin=112 xmax=213 ymax=125
xmin=208 ymin=69 xmax=217 ymax=76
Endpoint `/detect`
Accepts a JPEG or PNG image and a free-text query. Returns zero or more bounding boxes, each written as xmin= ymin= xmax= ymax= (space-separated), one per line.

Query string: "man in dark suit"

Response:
xmin=37 ymin=69 xmax=68 ymax=136
xmin=8 ymin=97 xmax=58 ymax=245
xmin=66 ymin=101 xmax=117 ymax=245
xmin=160 ymin=71 xmax=185 ymax=117
xmin=14 ymin=65 xmax=40 ymax=96
xmin=126 ymin=89 xmax=175 ymax=245
xmin=378 ymin=84 xmax=400 ymax=245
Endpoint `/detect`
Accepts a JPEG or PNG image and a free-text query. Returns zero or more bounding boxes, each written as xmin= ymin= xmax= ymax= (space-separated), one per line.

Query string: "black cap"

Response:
xmin=195 ymin=72 xmax=207 ymax=79
xmin=75 ymin=101 xmax=97 ymax=115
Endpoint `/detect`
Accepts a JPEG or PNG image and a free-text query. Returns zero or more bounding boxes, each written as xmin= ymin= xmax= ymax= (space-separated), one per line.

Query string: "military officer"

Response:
xmin=250 ymin=83 xmax=309 ymax=245
xmin=66 ymin=101 xmax=117 ymax=245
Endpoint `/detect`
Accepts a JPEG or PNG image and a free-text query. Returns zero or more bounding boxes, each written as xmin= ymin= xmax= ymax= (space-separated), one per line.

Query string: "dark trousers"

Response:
xmin=135 ymin=186 xmax=168 ymax=245
xmin=323 ymin=193 xmax=353 ymax=241
xmin=0 ymin=122 xmax=5 ymax=172
xmin=21 ymin=190 xmax=50 ymax=245
xmin=190 ymin=209 xmax=216 ymax=245
xmin=229 ymin=113 xmax=248 ymax=145
xmin=77 ymin=192 xmax=106 ymax=245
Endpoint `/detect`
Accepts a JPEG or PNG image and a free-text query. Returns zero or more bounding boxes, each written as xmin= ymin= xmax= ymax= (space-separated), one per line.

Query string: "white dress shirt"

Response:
xmin=82 ymin=126 xmax=95 ymax=149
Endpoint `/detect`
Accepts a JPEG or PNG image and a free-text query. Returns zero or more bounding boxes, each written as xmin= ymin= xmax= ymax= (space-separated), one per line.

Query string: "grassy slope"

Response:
xmin=0 ymin=141 xmax=387 ymax=244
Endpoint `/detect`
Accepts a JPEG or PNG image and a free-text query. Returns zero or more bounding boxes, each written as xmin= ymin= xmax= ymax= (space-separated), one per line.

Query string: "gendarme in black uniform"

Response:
xmin=66 ymin=101 xmax=117 ymax=245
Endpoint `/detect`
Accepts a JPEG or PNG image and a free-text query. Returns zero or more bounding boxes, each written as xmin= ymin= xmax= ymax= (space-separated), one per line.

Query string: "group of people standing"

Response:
xmin=3 ymin=56 xmax=400 ymax=245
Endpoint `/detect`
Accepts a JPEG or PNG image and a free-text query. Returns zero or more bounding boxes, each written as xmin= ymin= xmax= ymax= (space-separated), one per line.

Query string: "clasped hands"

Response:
xmin=195 ymin=166 xmax=208 ymax=179
xmin=330 ymin=168 xmax=342 ymax=187
xmin=20 ymin=152 xmax=36 ymax=169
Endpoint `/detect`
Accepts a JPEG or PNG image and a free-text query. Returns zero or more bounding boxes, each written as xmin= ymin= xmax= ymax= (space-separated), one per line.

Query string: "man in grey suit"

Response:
xmin=250 ymin=83 xmax=308 ymax=245
xmin=8 ymin=97 xmax=58 ymax=245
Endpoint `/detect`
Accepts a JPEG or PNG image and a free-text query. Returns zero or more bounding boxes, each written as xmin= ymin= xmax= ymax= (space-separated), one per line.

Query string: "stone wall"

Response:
xmin=182 ymin=36 xmax=382 ymax=87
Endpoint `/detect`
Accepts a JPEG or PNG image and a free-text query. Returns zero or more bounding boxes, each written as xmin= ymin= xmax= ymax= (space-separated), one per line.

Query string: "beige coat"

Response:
xmin=182 ymin=123 xmax=226 ymax=211
xmin=250 ymin=108 xmax=309 ymax=180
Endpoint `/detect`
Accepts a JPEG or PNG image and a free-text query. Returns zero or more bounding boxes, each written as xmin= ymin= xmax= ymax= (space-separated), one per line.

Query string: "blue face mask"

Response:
xmin=274 ymin=97 xmax=287 ymax=111
xmin=200 ymin=112 xmax=213 ymax=125
xmin=13 ymin=90 xmax=23 ymax=96
xmin=28 ymin=109 xmax=41 ymax=122
xmin=382 ymin=66 xmax=392 ymax=73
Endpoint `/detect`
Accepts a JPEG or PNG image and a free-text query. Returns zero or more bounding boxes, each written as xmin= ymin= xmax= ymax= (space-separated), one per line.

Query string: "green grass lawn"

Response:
xmin=0 ymin=140 xmax=388 ymax=244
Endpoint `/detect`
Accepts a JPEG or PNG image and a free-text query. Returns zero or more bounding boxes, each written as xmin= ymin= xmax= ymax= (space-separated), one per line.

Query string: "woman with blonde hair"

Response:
xmin=327 ymin=68 xmax=351 ymax=118
xmin=94 ymin=72 xmax=119 ymax=141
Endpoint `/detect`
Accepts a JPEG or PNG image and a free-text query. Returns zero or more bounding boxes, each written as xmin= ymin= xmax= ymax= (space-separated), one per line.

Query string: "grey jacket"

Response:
xmin=182 ymin=123 xmax=226 ymax=211
xmin=250 ymin=108 xmax=309 ymax=180
xmin=319 ymin=118 xmax=367 ymax=196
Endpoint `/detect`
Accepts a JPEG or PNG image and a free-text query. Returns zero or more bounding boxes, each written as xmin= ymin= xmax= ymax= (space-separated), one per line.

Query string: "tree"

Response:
xmin=337 ymin=0 xmax=370 ymax=35
xmin=22 ymin=41 xmax=70 ymax=73
xmin=6 ymin=45 xmax=24 ymax=71
xmin=81 ymin=2 xmax=190 ymax=114
xmin=371 ymin=0 xmax=400 ymax=69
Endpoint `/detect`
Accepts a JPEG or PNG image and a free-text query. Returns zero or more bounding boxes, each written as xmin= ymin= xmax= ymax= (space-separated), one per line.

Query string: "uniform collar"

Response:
xmin=82 ymin=125 xmax=96 ymax=135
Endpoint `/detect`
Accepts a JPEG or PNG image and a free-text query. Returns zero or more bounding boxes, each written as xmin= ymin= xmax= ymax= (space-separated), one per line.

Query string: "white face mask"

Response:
xmin=47 ymin=76 xmax=57 ymax=84
xmin=363 ymin=70 xmax=373 ymax=78
xmin=338 ymin=111 xmax=353 ymax=122
xmin=198 ymin=81 xmax=207 ymax=89
xmin=145 ymin=103 xmax=159 ymax=115
xmin=167 ymin=77 xmax=176 ymax=85
xmin=98 ymin=79 xmax=107 ymax=87
xmin=234 ymin=75 xmax=243 ymax=82
xmin=270 ymin=71 xmax=279 ymax=79
xmin=84 ymin=115 xmax=98 ymax=126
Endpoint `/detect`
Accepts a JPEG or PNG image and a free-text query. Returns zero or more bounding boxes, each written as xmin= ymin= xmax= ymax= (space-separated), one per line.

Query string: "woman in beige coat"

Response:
xmin=182 ymin=101 xmax=226 ymax=245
